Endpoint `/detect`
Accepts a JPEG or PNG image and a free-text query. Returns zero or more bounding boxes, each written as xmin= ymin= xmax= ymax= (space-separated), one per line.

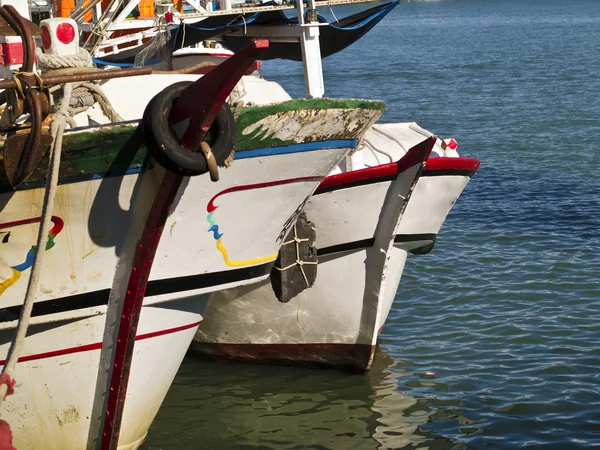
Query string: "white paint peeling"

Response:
xmin=242 ymin=109 xmax=372 ymax=143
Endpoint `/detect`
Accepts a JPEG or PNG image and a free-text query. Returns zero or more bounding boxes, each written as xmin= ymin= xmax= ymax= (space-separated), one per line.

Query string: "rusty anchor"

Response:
xmin=0 ymin=5 xmax=50 ymax=189
xmin=0 ymin=6 xmax=152 ymax=189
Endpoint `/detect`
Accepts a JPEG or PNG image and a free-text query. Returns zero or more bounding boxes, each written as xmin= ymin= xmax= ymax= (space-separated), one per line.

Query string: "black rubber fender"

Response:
xmin=142 ymin=81 xmax=236 ymax=176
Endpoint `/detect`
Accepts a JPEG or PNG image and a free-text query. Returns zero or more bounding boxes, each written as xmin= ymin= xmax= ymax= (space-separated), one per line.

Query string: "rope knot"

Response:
xmin=11 ymin=70 xmax=44 ymax=100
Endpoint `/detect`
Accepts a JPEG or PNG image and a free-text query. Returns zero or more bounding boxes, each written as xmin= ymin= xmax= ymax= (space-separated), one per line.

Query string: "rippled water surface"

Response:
xmin=144 ymin=0 xmax=600 ymax=448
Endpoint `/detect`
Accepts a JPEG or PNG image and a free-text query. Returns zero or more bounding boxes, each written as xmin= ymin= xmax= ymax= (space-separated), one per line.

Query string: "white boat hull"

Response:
xmin=0 ymin=299 xmax=202 ymax=449
xmin=0 ymin=82 xmax=383 ymax=445
xmin=0 ymin=151 xmax=348 ymax=448
xmin=172 ymin=48 xmax=234 ymax=71
xmin=191 ymin=127 xmax=480 ymax=370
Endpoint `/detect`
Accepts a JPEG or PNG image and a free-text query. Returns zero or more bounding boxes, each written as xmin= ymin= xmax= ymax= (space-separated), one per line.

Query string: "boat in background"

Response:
xmin=190 ymin=123 xmax=480 ymax=371
xmin=41 ymin=0 xmax=398 ymax=66
xmin=172 ymin=45 xmax=233 ymax=68
xmin=91 ymin=42 xmax=236 ymax=71
xmin=67 ymin=0 xmax=398 ymax=69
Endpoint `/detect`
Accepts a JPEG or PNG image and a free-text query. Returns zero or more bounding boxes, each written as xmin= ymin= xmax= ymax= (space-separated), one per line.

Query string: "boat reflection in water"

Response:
xmin=142 ymin=348 xmax=479 ymax=449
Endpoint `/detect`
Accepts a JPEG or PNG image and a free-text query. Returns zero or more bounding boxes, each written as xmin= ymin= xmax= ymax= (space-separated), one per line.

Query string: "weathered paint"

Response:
xmin=235 ymin=99 xmax=385 ymax=149
xmin=0 ymin=99 xmax=384 ymax=193
xmin=192 ymin=141 xmax=430 ymax=371
xmin=0 ymin=123 xmax=147 ymax=192
xmin=0 ymin=95 xmax=385 ymax=447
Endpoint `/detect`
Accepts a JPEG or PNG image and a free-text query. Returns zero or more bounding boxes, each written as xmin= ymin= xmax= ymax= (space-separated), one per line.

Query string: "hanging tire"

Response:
xmin=142 ymin=81 xmax=236 ymax=176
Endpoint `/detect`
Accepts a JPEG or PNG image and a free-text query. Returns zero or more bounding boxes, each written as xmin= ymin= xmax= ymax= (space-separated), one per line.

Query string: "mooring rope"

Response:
xmin=0 ymin=87 xmax=66 ymax=406
xmin=11 ymin=70 xmax=44 ymax=100
xmin=0 ymin=48 xmax=122 ymax=407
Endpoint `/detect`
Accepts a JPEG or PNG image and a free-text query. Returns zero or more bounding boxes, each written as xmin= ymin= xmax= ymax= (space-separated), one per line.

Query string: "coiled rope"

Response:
xmin=36 ymin=47 xmax=122 ymax=124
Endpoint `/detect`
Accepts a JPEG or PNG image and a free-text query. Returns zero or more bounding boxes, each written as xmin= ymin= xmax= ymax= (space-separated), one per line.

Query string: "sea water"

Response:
xmin=144 ymin=0 xmax=600 ymax=448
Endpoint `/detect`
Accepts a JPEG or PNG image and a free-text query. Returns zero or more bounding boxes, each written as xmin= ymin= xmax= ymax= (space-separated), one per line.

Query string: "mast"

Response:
xmin=297 ymin=0 xmax=324 ymax=98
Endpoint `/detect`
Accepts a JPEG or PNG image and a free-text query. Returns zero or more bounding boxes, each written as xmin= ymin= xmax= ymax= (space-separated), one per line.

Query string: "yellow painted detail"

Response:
xmin=0 ymin=268 xmax=22 ymax=296
xmin=215 ymin=238 xmax=278 ymax=268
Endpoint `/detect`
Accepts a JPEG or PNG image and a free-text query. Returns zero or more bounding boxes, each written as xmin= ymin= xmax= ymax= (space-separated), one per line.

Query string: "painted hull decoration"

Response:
xmin=206 ymin=177 xmax=321 ymax=267
xmin=0 ymin=70 xmax=384 ymax=447
xmin=0 ymin=216 xmax=64 ymax=296
xmin=191 ymin=123 xmax=480 ymax=371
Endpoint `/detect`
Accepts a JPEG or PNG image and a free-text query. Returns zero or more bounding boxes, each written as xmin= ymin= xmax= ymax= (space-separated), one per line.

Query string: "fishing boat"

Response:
xmin=0 ymin=0 xmax=387 ymax=447
xmin=190 ymin=123 xmax=480 ymax=371
xmin=61 ymin=0 xmax=399 ymax=68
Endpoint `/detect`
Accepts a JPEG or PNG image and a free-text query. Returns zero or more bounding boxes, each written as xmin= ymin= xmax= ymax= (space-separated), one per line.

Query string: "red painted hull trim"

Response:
xmin=316 ymin=156 xmax=480 ymax=195
xmin=424 ymin=157 xmax=480 ymax=173
xmin=0 ymin=320 xmax=202 ymax=366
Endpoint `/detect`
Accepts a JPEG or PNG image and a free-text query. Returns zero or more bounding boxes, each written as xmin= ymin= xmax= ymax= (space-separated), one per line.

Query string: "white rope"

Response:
xmin=0 ymin=84 xmax=69 ymax=406
xmin=181 ymin=22 xmax=186 ymax=50
xmin=363 ymin=138 xmax=393 ymax=164
xmin=371 ymin=126 xmax=409 ymax=154
xmin=36 ymin=47 xmax=122 ymax=123
xmin=273 ymin=224 xmax=317 ymax=287
xmin=328 ymin=3 xmax=339 ymax=23
xmin=35 ymin=47 xmax=93 ymax=70
xmin=0 ymin=49 xmax=122 ymax=406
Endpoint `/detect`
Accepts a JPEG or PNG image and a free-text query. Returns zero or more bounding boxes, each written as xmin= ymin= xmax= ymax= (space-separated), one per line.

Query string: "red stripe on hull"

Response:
xmin=207 ymin=176 xmax=322 ymax=212
xmin=317 ymin=156 xmax=480 ymax=193
xmin=0 ymin=217 xmax=42 ymax=229
xmin=317 ymin=162 xmax=398 ymax=192
xmin=424 ymin=157 xmax=480 ymax=173
xmin=316 ymin=137 xmax=438 ymax=193
xmin=189 ymin=341 xmax=376 ymax=372
xmin=0 ymin=320 xmax=202 ymax=365
xmin=0 ymin=216 xmax=64 ymax=234
xmin=174 ymin=53 xmax=233 ymax=59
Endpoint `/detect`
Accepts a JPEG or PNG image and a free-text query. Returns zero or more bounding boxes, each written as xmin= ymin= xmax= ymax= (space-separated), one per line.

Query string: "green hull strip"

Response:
xmin=0 ymin=98 xmax=384 ymax=192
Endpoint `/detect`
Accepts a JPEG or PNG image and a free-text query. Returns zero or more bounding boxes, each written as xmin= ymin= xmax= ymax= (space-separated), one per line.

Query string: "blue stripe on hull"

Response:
xmin=18 ymin=139 xmax=356 ymax=191
xmin=234 ymin=140 xmax=358 ymax=159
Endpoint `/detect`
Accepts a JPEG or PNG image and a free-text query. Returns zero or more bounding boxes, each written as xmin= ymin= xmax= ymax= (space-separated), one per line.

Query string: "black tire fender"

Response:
xmin=142 ymin=81 xmax=236 ymax=176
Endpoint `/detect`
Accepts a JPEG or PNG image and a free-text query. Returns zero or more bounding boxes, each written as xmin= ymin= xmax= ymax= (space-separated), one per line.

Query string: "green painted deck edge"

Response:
xmin=236 ymin=98 xmax=385 ymax=122
xmin=0 ymin=98 xmax=384 ymax=191
xmin=235 ymin=98 xmax=385 ymax=150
